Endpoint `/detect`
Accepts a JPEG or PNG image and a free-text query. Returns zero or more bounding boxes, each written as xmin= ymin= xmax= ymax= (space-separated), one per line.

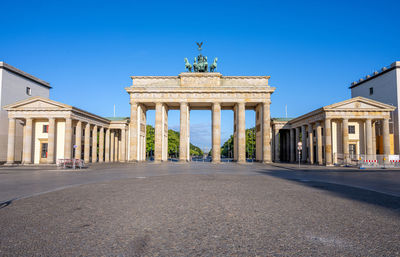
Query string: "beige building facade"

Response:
xmin=272 ymin=97 xmax=396 ymax=165
xmin=125 ymin=72 xmax=276 ymax=163
xmin=3 ymin=97 xmax=129 ymax=165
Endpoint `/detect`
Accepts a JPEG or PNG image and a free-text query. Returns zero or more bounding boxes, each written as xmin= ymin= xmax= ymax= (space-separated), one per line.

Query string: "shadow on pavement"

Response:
xmin=256 ymin=170 xmax=400 ymax=214
xmin=0 ymin=200 xmax=13 ymax=209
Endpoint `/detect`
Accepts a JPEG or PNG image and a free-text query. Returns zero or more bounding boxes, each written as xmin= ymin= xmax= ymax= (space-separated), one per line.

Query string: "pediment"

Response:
xmin=3 ymin=96 xmax=71 ymax=111
xmin=324 ymin=97 xmax=395 ymax=111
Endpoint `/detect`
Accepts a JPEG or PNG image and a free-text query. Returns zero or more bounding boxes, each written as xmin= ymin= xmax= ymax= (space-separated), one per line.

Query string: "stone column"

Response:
xmin=114 ymin=131 xmax=119 ymax=162
xmin=383 ymin=118 xmax=390 ymax=156
xmin=75 ymin=121 xmax=82 ymax=160
xmin=212 ymin=102 xmax=221 ymax=163
xmin=99 ymin=127 xmax=104 ymax=162
xmin=289 ymin=129 xmax=295 ymax=162
xmin=324 ymin=118 xmax=332 ymax=166
xmin=6 ymin=118 xmax=16 ymax=164
xmin=237 ymin=102 xmax=246 ymax=163
xmin=308 ymin=124 xmax=314 ymax=164
xmin=121 ymin=128 xmax=126 ymax=162
xmin=295 ymin=127 xmax=300 ymax=162
xmin=301 ymin=125 xmax=307 ymax=162
xmin=110 ymin=130 xmax=115 ymax=162
xmin=180 ymin=102 xmax=189 ymax=162
xmin=274 ymin=126 xmax=280 ymax=162
xmin=342 ymin=118 xmax=349 ymax=158
xmin=92 ymin=125 xmax=98 ymax=162
xmin=105 ymin=128 xmax=110 ymax=162
xmin=129 ymin=100 xmax=138 ymax=162
xmin=23 ymin=118 xmax=33 ymax=164
xmin=47 ymin=118 xmax=56 ymax=164
xmin=84 ymin=123 xmax=90 ymax=163
xmin=365 ymin=119 xmax=373 ymax=156
xmin=64 ymin=118 xmax=72 ymax=159
xmin=262 ymin=102 xmax=271 ymax=163
xmin=372 ymin=122 xmax=376 ymax=158
xmin=155 ymin=102 xmax=163 ymax=162
xmin=316 ymin=122 xmax=323 ymax=165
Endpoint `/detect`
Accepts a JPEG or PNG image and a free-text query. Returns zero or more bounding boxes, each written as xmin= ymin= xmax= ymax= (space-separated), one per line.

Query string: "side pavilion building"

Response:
xmin=272 ymin=97 xmax=396 ymax=165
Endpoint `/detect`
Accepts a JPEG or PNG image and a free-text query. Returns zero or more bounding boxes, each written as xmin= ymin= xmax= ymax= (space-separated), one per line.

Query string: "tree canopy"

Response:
xmin=146 ymin=125 xmax=203 ymax=157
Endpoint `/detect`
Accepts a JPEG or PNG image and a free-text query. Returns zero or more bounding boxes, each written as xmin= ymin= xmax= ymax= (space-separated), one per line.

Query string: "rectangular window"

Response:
xmin=349 ymin=144 xmax=356 ymax=156
xmin=43 ymin=125 xmax=49 ymax=133
xmin=41 ymin=143 xmax=48 ymax=158
xmin=26 ymin=87 xmax=32 ymax=96
xmin=348 ymin=125 xmax=355 ymax=134
xmin=369 ymin=87 xmax=373 ymax=95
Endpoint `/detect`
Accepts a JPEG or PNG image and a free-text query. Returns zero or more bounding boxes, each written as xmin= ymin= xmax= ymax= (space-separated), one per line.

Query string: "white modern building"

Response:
xmin=350 ymin=61 xmax=400 ymax=154
xmin=0 ymin=62 xmax=51 ymax=163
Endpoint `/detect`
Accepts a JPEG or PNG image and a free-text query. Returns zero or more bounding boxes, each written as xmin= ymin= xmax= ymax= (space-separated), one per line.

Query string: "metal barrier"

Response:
xmin=334 ymin=154 xmax=400 ymax=169
xmin=57 ymin=159 xmax=85 ymax=169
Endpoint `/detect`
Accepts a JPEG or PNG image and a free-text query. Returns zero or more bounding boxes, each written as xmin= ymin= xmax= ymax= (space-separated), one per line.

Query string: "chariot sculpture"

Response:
xmin=184 ymin=42 xmax=218 ymax=73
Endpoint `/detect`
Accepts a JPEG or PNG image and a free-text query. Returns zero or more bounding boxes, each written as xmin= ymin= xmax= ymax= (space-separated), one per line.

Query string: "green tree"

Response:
xmin=145 ymin=125 xmax=203 ymax=158
xmin=220 ymin=127 xmax=256 ymax=159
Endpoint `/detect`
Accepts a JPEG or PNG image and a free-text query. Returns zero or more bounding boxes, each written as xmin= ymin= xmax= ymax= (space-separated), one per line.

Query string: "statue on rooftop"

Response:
xmin=184 ymin=42 xmax=218 ymax=73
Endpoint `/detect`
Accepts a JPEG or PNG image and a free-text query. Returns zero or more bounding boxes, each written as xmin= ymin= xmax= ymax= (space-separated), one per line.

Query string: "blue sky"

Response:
xmin=1 ymin=0 xmax=399 ymax=150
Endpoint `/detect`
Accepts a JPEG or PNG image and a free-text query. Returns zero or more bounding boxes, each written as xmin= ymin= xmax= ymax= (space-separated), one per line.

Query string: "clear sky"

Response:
xmin=1 ymin=0 xmax=399 ymax=150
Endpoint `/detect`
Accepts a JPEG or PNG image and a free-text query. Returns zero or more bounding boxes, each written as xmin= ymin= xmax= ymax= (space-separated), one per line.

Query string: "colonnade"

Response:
xmin=6 ymin=117 xmax=127 ymax=165
xmin=128 ymin=100 xmax=272 ymax=163
xmin=273 ymin=118 xmax=391 ymax=165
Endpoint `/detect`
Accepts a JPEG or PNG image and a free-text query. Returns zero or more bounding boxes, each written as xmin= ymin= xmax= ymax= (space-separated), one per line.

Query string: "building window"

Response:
xmin=26 ymin=87 xmax=32 ymax=96
xmin=348 ymin=125 xmax=355 ymax=134
xmin=349 ymin=144 xmax=356 ymax=156
xmin=43 ymin=125 xmax=49 ymax=133
xmin=369 ymin=87 xmax=373 ymax=95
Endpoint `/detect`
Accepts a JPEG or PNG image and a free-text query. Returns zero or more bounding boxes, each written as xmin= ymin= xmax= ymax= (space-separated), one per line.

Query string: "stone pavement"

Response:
xmin=0 ymin=163 xmax=399 ymax=256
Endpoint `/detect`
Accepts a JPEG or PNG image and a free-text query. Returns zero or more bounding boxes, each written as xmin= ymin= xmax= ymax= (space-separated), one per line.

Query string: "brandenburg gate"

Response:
xmin=126 ymin=45 xmax=275 ymax=163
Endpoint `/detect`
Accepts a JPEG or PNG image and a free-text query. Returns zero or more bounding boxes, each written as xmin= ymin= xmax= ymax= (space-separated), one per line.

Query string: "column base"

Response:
xmin=212 ymin=160 xmax=221 ymax=164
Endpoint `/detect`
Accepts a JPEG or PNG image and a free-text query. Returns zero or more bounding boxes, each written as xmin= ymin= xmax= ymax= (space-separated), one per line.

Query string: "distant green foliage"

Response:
xmin=145 ymin=125 xmax=203 ymax=157
xmin=221 ymin=127 xmax=256 ymax=158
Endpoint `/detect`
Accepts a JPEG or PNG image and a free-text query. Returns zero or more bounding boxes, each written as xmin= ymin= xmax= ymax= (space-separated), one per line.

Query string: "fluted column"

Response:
xmin=75 ymin=121 xmax=82 ymax=159
xmin=92 ymin=125 xmax=98 ymax=162
xmin=83 ymin=123 xmax=90 ymax=163
xmin=110 ymin=130 xmax=115 ymax=162
xmin=383 ymin=118 xmax=390 ymax=156
xmin=237 ymin=102 xmax=246 ymax=163
xmin=301 ymin=125 xmax=307 ymax=162
xmin=295 ymin=127 xmax=300 ymax=162
xmin=316 ymin=122 xmax=323 ymax=165
xmin=64 ymin=118 xmax=72 ymax=159
xmin=179 ymin=102 xmax=189 ymax=162
xmin=99 ymin=127 xmax=104 ymax=162
xmin=155 ymin=102 xmax=163 ymax=162
xmin=262 ymin=102 xmax=271 ymax=163
xmin=121 ymin=128 xmax=126 ymax=162
xmin=129 ymin=100 xmax=138 ymax=162
xmin=212 ymin=102 xmax=221 ymax=163
xmin=47 ymin=118 xmax=56 ymax=164
xmin=274 ymin=126 xmax=280 ymax=162
xmin=372 ymin=121 xmax=376 ymax=159
xmin=6 ymin=118 xmax=16 ymax=164
xmin=23 ymin=118 xmax=33 ymax=164
xmin=324 ymin=118 xmax=332 ymax=166
xmin=289 ymin=129 xmax=295 ymax=162
xmin=105 ymin=128 xmax=110 ymax=162
xmin=365 ymin=119 xmax=373 ymax=156
xmin=114 ymin=131 xmax=119 ymax=162
xmin=342 ymin=118 xmax=349 ymax=158
xmin=308 ymin=124 xmax=314 ymax=164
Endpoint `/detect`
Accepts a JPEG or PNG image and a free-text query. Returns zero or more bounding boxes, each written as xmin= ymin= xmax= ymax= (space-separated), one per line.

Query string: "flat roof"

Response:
xmin=0 ymin=62 xmax=51 ymax=88
xmin=349 ymin=61 xmax=399 ymax=89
